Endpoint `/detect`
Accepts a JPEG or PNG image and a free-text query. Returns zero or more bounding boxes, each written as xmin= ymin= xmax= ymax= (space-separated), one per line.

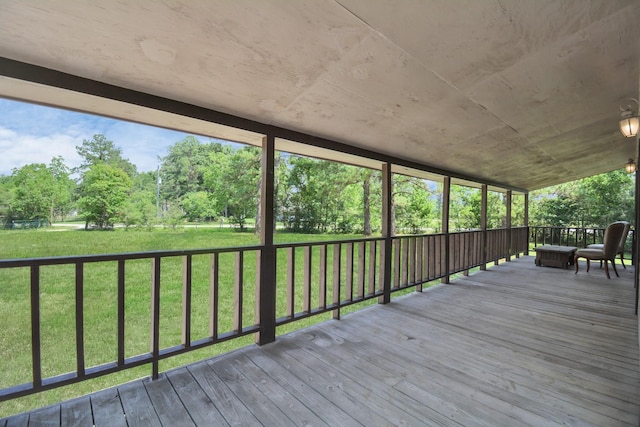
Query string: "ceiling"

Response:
xmin=0 ymin=0 xmax=639 ymax=192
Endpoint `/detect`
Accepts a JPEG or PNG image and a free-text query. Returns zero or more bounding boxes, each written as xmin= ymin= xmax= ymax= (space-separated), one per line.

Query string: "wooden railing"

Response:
xmin=0 ymin=229 xmax=530 ymax=402
xmin=529 ymin=226 xmax=635 ymax=256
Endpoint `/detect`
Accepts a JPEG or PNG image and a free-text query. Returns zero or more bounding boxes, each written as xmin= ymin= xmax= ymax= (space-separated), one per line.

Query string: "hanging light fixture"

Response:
xmin=625 ymin=158 xmax=636 ymax=174
xmin=619 ymin=99 xmax=640 ymax=138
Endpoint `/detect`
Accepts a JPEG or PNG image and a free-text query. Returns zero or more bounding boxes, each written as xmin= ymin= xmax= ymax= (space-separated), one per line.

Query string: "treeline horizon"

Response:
xmin=0 ymin=134 xmax=634 ymax=234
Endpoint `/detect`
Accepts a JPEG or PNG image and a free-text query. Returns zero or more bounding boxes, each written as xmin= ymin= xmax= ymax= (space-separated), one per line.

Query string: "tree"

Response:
xmin=180 ymin=191 xmax=217 ymax=222
xmin=77 ymin=163 xmax=132 ymax=229
xmin=76 ymin=134 xmax=136 ymax=176
xmin=361 ymin=170 xmax=382 ymax=235
xmin=161 ymin=137 xmax=230 ymax=202
xmin=123 ymin=190 xmax=156 ymax=230
xmin=48 ymin=156 xmax=76 ymax=222
xmin=529 ymin=170 xmax=634 ymax=227
xmin=10 ymin=163 xmax=54 ymax=221
xmin=394 ymin=176 xmax=436 ymax=234
xmin=204 ymin=146 xmax=261 ymax=231
xmin=0 ymin=175 xmax=13 ymax=223
xmin=281 ymin=156 xmax=362 ymax=233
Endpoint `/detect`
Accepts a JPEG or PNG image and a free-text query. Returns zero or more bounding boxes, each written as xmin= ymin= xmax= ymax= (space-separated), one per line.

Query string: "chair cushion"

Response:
xmin=586 ymin=243 xmax=604 ymax=249
xmin=575 ymin=248 xmax=606 ymax=259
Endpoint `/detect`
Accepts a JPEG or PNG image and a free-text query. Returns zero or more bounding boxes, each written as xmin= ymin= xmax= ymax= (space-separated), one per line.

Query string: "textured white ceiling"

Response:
xmin=0 ymin=0 xmax=639 ymax=190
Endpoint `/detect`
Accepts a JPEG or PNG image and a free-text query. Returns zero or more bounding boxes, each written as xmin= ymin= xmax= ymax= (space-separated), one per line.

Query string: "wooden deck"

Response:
xmin=3 ymin=256 xmax=639 ymax=426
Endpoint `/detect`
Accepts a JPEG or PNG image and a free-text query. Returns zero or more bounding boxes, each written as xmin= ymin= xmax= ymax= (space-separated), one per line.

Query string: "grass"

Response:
xmin=0 ymin=227 xmax=388 ymax=418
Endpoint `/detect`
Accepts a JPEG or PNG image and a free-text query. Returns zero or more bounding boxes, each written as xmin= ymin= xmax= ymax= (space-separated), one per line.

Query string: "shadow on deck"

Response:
xmin=3 ymin=256 xmax=639 ymax=426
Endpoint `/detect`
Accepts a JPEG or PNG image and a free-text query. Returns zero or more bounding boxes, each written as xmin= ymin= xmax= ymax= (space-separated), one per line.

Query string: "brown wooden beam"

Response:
xmin=257 ymin=135 xmax=276 ymax=345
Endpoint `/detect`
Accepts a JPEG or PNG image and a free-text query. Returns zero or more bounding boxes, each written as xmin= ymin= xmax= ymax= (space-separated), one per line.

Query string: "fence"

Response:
xmin=0 ymin=226 xmax=530 ymax=402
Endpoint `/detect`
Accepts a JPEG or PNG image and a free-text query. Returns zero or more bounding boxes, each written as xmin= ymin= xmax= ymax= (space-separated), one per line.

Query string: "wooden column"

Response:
xmin=506 ymin=190 xmax=512 ymax=262
xmin=442 ymin=177 xmax=451 ymax=284
xmin=257 ymin=134 xmax=276 ymax=345
xmin=634 ymin=135 xmax=639 ymax=315
xmin=480 ymin=184 xmax=488 ymax=270
xmin=379 ymin=163 xmax=392 ymax=304
xmin=524 ymin=193 xmax=529 ymax=256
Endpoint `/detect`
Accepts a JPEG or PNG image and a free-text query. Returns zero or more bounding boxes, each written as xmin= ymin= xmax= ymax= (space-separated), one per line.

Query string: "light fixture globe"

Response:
xmin=619 ymin=103 xmax=640 ymax=138
xmin=625 ymin=158 xmax=636 ymax=174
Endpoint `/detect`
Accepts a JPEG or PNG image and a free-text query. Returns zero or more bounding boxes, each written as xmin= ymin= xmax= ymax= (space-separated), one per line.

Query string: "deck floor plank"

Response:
xmin=244 ymin=350 xmax=362 ymax=427
xmin=206 ymin=355 xmax=298 ymax=426
xmin=142 ymin=375 xmax=195 ymax=426
xmin=164 ymin=367 xmax=229 ymax=426
xmin=89 ymin=389 xmax=126 ymax=427
xmin=227 ymin=352 xmax=329 ymax=426
xmin=260 ymin=342 xmax=393 ymax=426
xmin=271 ymin=338 xmax=432 ymax=426
xmin=22 ymin=406 xmax=59 ymax=427
xmin=2 ymin=256 xmax=638 ymax=426
xmin=4 ymin=412 xmax=28 ymax=427
xmin=59 ymin=396 xmax=92 ymax=427
xmin=117 ymin=380 xmax=161 ymax=427
xmin=187 ymin=360 xmax=262 ymax=426
xmin=331 ymin=307 xmax=636 ymax=425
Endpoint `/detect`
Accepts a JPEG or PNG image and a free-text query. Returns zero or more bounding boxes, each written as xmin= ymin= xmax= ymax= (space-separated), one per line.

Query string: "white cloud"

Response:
xmin=0 ymin=98 xmax=241 ymax=176
xmin=0 ymin=128 xmax=83 ymax=174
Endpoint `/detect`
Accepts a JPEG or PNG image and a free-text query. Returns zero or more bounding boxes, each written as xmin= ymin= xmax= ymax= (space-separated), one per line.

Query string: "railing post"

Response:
xmin=30 ymin=265 xmax=42 ymax=390
xmin=257 ymin=134 xmax=276 ymax=345
xmin=379 ymin=163 xmax=392 ymax=304
xmin=150 ymin=257 xmax=161 ymax=380
xmin=480 ymin=184 xmax=488 ymax=270
xmin=524 ymin=193 xmax=529 ymax=255
xmin=442 ymin=176 xmax=451 ymax=284
xmin=506 ymin=190 xmax=512 ymax=261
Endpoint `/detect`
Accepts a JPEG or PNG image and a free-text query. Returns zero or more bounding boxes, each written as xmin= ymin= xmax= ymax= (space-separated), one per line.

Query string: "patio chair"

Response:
xmin=574 ymin=221 xmax=627 ymax=279
xmin=586 ymin=221 xmax=630 ymax=269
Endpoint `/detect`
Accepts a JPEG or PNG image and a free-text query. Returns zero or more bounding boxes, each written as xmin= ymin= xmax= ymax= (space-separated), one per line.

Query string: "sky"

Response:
xmin=0 ymin=98 xmax=207 ymax=176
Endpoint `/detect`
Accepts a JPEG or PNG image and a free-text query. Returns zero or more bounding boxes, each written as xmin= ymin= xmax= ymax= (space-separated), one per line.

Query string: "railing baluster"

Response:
xmin=182 ymin=255 xmax=192 ymax=348
xmin=357 ymin=241 xmax=365 ymax=298
xmin=428 ymin=236 xmax=435 ymax=280
xmin=150 ymin=257 xmax=161 ymax=380
xmin=117 ymin=260 xmax=125 ymax=366
xmin=303 ymin=246 xmax=312 ymax=314
xmin=209 ymin=253 xmax=219 ymax=339
xmin=409 ymin=237 xmax=416 ymax=285
xmin=368 ymin=241 xmax=376 ymax=295
xmin=234 ymin=252 xmax=243 ymax=333
xmin=30 ymin=265 xmax=42 ymax=389
xmin=416 ymin=237 xmax=423 ymax=291
xmin=401 ymin=238 xmax=409 ymax=287
xmin=332 ymin=244 xmax=341 ymax=320
xmin=393 ymin=238 xmax=401 ymax=289
xmin=286 ymin=248 xmax=295 ymax=318
xmin=75 ymin=262 xmax=85 ymax=378
xmin=319 ymin=245 xmax=327 ymax=309
xmin=345 ymin=243 xmax=353 ymax=301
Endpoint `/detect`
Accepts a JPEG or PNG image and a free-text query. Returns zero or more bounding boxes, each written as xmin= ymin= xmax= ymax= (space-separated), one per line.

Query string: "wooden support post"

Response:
xmin=506 ymin=190 xmax=512 ymax=261
xmin=257 ymin=134 xmax=276 ymax=345
xmin=480 ymin=184 xmax=488 ymax=270
xmin=524 ymin=193 xmax=529 ymax=256
xmin=379 ymin=163 xmax=392 ymax=304
xmin=442 ymin=177 xmax=451 ymax=284
xmin=634 ymin=135 xmax=639 ymax=315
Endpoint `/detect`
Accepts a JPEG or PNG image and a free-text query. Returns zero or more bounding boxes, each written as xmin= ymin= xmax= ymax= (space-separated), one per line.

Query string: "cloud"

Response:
xmin=0 ymin=128 xmax=83 ymax=174
xmin=0 ymin=98 xmax=243 ymax=176
xmin=0 ymin=99 xmax=185 ymax=175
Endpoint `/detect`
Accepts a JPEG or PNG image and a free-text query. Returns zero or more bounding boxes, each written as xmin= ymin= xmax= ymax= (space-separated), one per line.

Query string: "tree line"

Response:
xmin=0 ymin=134 xmax=634 ymax=233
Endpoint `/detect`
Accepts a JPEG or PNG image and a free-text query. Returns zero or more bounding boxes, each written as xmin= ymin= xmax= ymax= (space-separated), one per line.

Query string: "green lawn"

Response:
xmin=0 ymin=227 xmax=381 ymax=417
